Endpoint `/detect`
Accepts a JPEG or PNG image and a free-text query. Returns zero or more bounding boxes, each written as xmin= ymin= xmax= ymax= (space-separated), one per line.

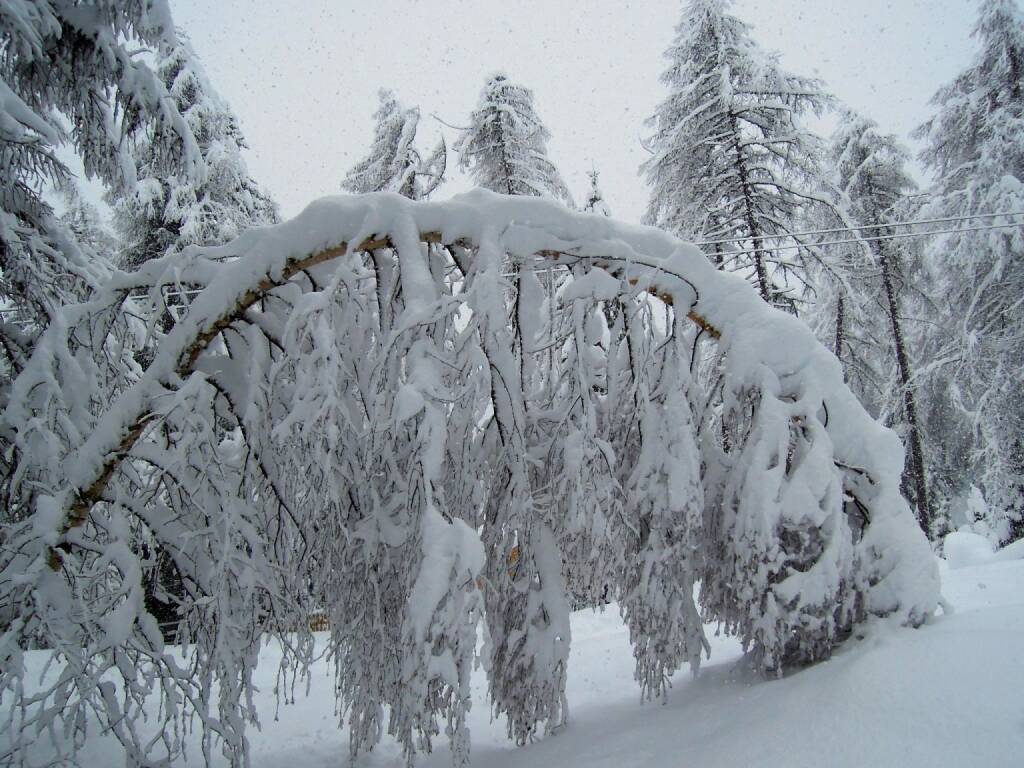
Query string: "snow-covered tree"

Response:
xmin=583 ymin=168 xmax=611 ymax=216
xmin=455 ymin=73 xmax=583 ymax=740
xmin=112 ymin=34 xmax=278 ymax=270
xmin=0 ymin=4 xmax=239 ymax=765
xmin=342 ymin=89 xmax=446 ymax=199
xmin=823 ymin=111 xmax=932 ymax=532
xmin=0 ymin=1 xmax=202 ymax=545
xmin=456 ymin=73 xmax=573 ymax=205
xmin=619 ymin=312 xmax=708 ymax=698
xmin=0 ymin=0 xmax=200 ymax=337
xmin=57 ymin=183 xmax=118 ymax=263
xmin=105 ymin=34 xmax=281 ymax=638
xmin=642 ymin=0 xmax=836 ymax=310
xmin=0 ymin=189 xmax=939 ymax=766
xmin=913 ymin=0 xmax=1024 ymax=543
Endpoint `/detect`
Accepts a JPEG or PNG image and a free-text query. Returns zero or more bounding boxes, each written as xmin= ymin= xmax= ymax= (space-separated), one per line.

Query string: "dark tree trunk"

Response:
xmin=729 ymin=114 xmax=770 ymax=304
xmin=834 ymin=290 xmax=847 ymax=381
xmin=874 ymin=235 xmax=932 ymax=534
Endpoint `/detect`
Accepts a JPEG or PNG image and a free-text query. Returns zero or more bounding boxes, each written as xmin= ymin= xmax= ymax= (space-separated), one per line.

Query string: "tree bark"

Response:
xmin=874 ymin=233 xmax=932 ymax=534
xmin=729 ymin=114 xmax=770 ymax=303
xmin=834 ymin=290 xmax=846 ymax=380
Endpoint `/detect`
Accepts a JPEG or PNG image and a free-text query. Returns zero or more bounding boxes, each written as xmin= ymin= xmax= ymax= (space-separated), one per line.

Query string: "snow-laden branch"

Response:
xmin=1 ymin=190 xmax=938 ymax=767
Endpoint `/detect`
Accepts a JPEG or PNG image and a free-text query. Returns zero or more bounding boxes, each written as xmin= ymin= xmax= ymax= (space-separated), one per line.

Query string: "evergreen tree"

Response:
xmin=112 ymin=34 xmax=277 ymax=271
xmin=583 ymin=167 xmax=611 ymax=216
xmin=456 ymin=73 xmax=579 ymax=741
xmin=0 ymin=1 xmax=200 ymax=335
xmin=914 ymin=0 xmax=1024 ymax=543
xmin=827 ymin=111 xmax=933 ymax=532
xmin=456 ymin=73 xmax=573 ymax=205
xmin=58 ymin=182 xmax=118 ymax=263
xmin=343 ymin=89 xmax=446 ymax=199
xmin=642 ymin=0 xmax=835 ymax=309
xmin=582 ymin=167 xmax=626 ymax=334
xmin=0 ymin=1 xmax=201 ymax=531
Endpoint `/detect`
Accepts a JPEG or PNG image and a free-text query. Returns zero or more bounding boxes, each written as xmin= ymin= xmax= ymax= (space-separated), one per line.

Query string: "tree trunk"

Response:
xmin=729 ymin=114 xmax=770 ymax=303
xmin=834 ymin=290 xmax=846 ymax=380
xmin=874 ymin=237 xmax=932 ymax=534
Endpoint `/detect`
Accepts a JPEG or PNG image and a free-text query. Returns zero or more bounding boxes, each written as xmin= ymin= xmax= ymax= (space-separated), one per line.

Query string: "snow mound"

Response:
xmin=993 ymin=538 xmax=1024 ymax=562
xmin=15 ymin=556 xmax=1018 ymax=767
xmin=944 ymin=530 xmax=997 ymax=569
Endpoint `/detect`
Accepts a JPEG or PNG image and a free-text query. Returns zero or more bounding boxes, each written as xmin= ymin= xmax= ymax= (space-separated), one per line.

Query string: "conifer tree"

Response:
xmin=642 ymin=0 xmax=835 ymax=310
xmin=58 ymin=182 xmax=118 ymax=264
xmin=456 ymin=73 xmax=573 ymax=205
xmin=583 ymin=168 xmax=611 ymax=216
xmin=0 ymin=1 xmax=201 ymax=528
xmin=914 ymin=0 xmax=1024 ymax=542
xmin=112 ymin=34 xmax=278 ymax=270
xmin=343 ymin=89 xmax=446 ymax=199
xmin=0 ymin=1 xmax=200 ymax=336
xmin=457 ymin=72 xmax=576 ymax=741
xmin=582 ymin=167 xmax=627 ymax=335
xmin=828 ymin=111 xmax=933 ymax=532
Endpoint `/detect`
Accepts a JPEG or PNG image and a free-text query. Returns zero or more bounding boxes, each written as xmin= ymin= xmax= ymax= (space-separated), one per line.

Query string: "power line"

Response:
xmin=715 ymin=221 xmax=1022 ymax=259
xmin=692 ymin=210 xmax=1024 ymax=248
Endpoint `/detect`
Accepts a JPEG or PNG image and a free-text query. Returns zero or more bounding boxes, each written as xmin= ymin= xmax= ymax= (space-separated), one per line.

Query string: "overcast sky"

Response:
xmin=166 ymin=0 xmax=979 ymax=223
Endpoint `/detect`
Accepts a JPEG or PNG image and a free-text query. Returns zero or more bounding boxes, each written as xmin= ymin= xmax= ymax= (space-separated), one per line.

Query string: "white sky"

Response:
xmin=165 ymin=0 xmax=978 ymax=223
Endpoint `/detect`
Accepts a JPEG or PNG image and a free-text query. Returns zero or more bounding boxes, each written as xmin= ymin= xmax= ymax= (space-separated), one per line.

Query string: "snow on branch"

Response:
xmin=1 ymin=190 xmax=938 ymax=766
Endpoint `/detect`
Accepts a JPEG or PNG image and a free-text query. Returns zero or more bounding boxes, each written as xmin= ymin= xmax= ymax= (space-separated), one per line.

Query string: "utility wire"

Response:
xmin=692 ymin=210 xmax=1024 ymax=247
xmin=715 ymin=221 xmax=1023 ymax=259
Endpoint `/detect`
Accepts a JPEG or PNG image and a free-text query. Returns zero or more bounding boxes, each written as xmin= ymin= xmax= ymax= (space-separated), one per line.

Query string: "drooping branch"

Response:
xmin=50 ymin=223 xmax=720 ymax=568
xmin=4 ymin=191 xmax=940 ymax=768
xmin=9 ymin=191 xmax=933 ymax=666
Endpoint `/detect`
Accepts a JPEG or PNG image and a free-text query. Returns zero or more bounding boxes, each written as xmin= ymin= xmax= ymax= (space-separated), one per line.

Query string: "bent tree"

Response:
xmin=0 ymin=192 xmax=938 ymax=767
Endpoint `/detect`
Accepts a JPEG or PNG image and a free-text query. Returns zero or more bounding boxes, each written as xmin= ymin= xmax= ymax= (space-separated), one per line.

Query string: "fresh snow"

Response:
xmin=11 ymin=552 xmax=1022 ymax=768
xmin=3 ymin=189 xmax=938 ymax=764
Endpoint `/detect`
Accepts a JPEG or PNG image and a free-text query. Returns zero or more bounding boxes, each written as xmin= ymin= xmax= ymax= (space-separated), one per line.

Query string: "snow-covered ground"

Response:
xmin=17 ymin=552 xmax=1024 ymax=768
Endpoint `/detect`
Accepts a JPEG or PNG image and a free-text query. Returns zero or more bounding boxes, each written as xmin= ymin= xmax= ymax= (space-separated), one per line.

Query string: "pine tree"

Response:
xmin=456 ymin=73 xmax=573 ymax=204
xmin=0 ymin=1 xmax=201 ymax=531
xmin=827 ymin=111 xmax=932 ymax=532
xmin=583 ymin=168 xmax=611 ymax=216
xmin=112 ymin=34 xmax=278 ymax=270
xmin=58 ymin=182 xmax=118 ymax=263
xmin=582 ymin=167 xmax=627 ymax=336
xmin=0 ymin=1 xmax=200 ymax=336
xmin=914 ymin=0 xmax=1024 ymax=543
xmin=456 ymin=73 xmax=579 ymax=741
xmin=343 ymin=89 xmax=446 ymax=199
xmin=642 ymin=0 xmax=835 ymax=310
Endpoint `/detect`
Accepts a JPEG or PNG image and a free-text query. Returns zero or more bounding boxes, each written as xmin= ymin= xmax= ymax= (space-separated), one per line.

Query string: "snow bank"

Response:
xmin=945 ymin=529 xmax=1024 ymax=569
xmin=944 ymin=530 xmax=997 ymax=569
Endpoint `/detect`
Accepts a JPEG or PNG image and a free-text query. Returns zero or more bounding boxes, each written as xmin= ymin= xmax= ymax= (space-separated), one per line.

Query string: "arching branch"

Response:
xmin=49 ymin=222 xmax=720 ymax=569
